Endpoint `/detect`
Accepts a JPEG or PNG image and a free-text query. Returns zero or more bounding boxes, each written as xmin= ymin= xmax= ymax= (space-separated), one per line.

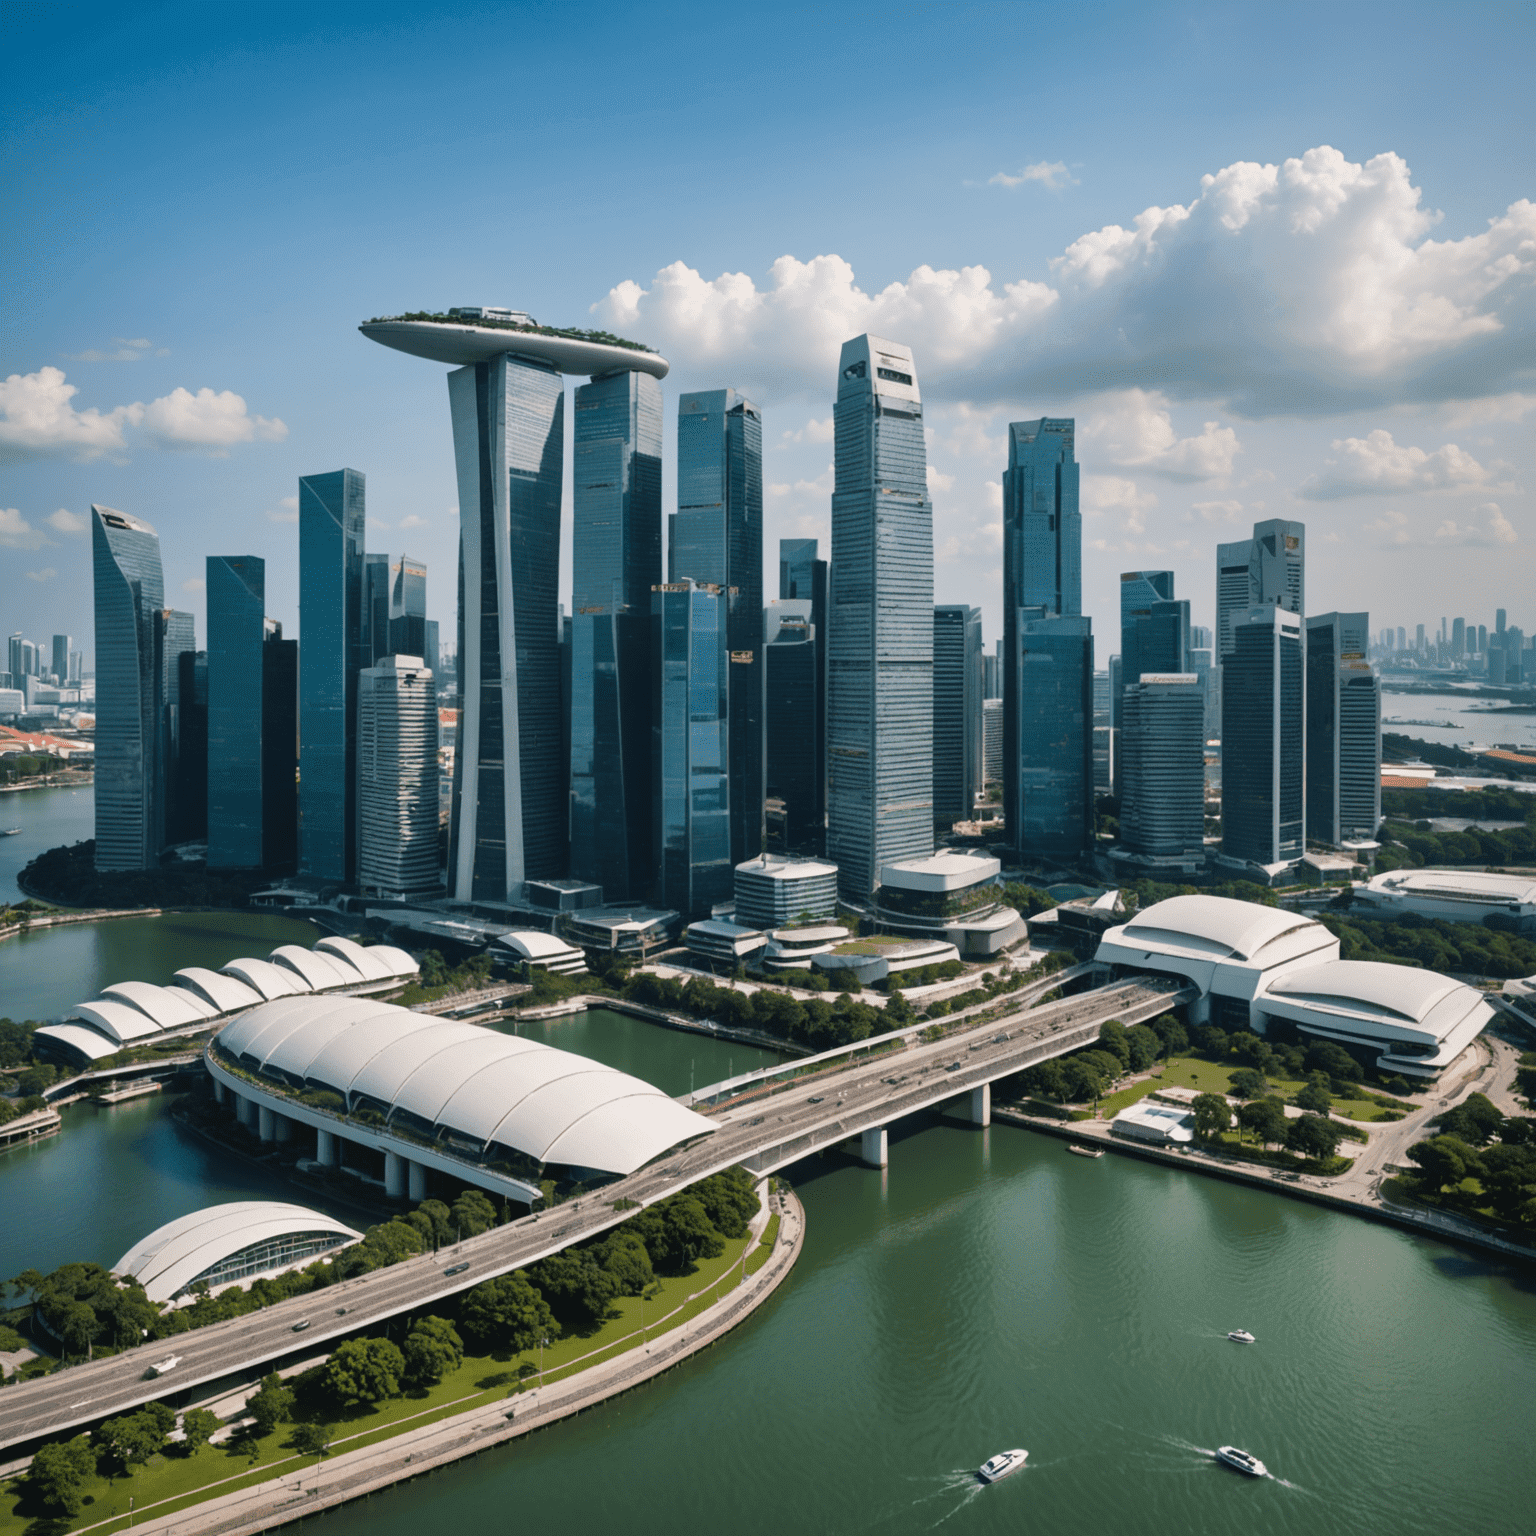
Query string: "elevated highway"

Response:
xmin=0 ymin=975 xmax=1188 ymax=1453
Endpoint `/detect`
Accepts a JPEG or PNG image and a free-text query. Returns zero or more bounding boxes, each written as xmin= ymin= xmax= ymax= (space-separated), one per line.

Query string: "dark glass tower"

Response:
xmin=933 ymin=605 xmax=983 ymax=826
xmin=388 ymin=554 xmax=428 ymax=658
xmin=91 ymin=506 xmax=164 ymax=871
xmin=672 ymin=388 xmax=764 ymax=870
xmin=1306 ymin=611 xmax=1380 ymax=846
xmin=447 ymin=357 xmax=565 ymax=901
xmin=1222 ymin=605 xmax=1304 ymax=866
xmin=569 ymin=369 xmax=662 ymax=899
xmin=1118 ymin=570 xmax=1187 ymax=731
xmin=153 ymin=608 xmax=197 ymax=848
xmin=765 ymin=603 xmax=820 ymax=851
xmin=176 ymin=649 xmax=208 ymax=841
xmin=1119 ymin=674 xmax=1205 ymax=859
xmin=298 ymin=468 xmax=366 ymax=883
xmin=778 ymin=537 xmax=828 ymax=849
xmin=1216 ymin=518 xmax=1305 ymax=659
xmin=206 ymin=555 xmax=267 ymax=869
xmin=363 ymin=552 xmax=391 ymax=668
xmin=1010 ymin=610 xmax=1094 ymax=863
xmin=827 ymin=335 xmax=934 ymax=900
xmin=262 ymin=626 xmax=299 ymax=873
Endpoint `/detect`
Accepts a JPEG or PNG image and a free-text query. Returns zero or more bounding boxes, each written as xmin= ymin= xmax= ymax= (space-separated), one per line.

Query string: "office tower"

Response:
xmin=1189 ymin=645 xmax=1222 ymax=740
xmin=1216 ymin=519 xmax=1305 ymax=659
xmin=653 ymin=580 xmax=732 ymax=918
xmin=299 ymin=468 xmax=366 ymax=884
xmin=362 ymin=553 xmax=391 ymax=668
xmin=983 ymin=650 xmax=1000 ymax=701
xmin=387 ymin=554 xmax=429 ymax=658
xmin=1496 ymin=609 xmax=1507 ymax=635
xmin=569 ymin=369 xmax=663 ymax=900
xmin=206 ymin=556 xmax=267 ymax=869
xmin=1093 ymin=724 xmax=1117 ymax=796
xmin=1190 ymin=625 xmax=1213 ymax=651
xmin=779 ymin=535 xmax=829 ymax=839
xmin=91 ymin=506 xmax=164 ymax=870
xmin=1009 ymin=610 xmax=1094 ymax=862
xmin=262 ymin=624 xmax=299 ymax=873
xmin=1477 ymin=624 xmax=1487 ymax=655
xmin=1003 ymin=418 xmax=1081 ymax=618
xmin=933 ymin=605 xmax=983 ymax=826
xmin=152 ymin=609 xmax=196 ymax=847
xmin=7 ymin=635 xmax=40 ymax=681
xmin=1396 ymin=626 xmax=1406 ymax=652
xmin=1505 ymin=625 xmax=1526 ymax=684
xmin=423 ymin=619 xmax=440 ymax=678
xmin=1118 ymin=571 xmax=1188 ymax=731
xmin=1222 ymin=605 xmax=1304 ymax=868
xmin=1415 ymin=623 xmax=1425 ymax=652
xmin=176 ymin=650 xmax=208 ymax=841
xmin=983 ymin=697 xmax=1003 ymax=785
xmin=51 ymin=635 xmax=71 ymax=684
xmin=827 ymin=334 xmax=934 ymax=900
xmin=1452 ymin=617 xmax=1466 ymax=659
xmin=765 ymin=601 xmax=821 ymax=850
xmin=1092 ymin=670 xmax=1111 ymax=729
xmin=1488 ymin=647 xmax=1507 ymax=685
xmin=68 ymin=650 xmax=83 ymax=685
xmin=673 ymin=388 xmax=765 ymax=868
xmin=1306 ymin=613 xmax=1380 ymax=846
xmin=1119 ymin=674 xmax=1205 ymax=861
xmin=357 ymin=655 xmax=441 ymax=896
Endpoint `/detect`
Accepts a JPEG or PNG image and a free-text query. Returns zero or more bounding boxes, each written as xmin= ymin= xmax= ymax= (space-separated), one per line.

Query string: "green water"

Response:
xmin=0 ymin=782 xmax=94 ymax=905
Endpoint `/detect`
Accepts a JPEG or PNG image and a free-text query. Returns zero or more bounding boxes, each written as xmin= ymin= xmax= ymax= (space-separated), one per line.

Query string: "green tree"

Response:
xmin=1295 ymin=1080 xmax=1332 ymax=1115
xmin=1125 ymin=1024 xmax=1160 ymax=1072
xmin=451 ymin=1189 xmax=499 ymax=1237
xmin=1237 ymin=1097 xmax=1288 ymax=1149
xmin=1097 ymin=1021 xmax=1131 ymax=1070
xmin=1435 ymin=1092 xmax=1504 ymax=1146
xmin=1228 ymin=1067 xmax=1268 ymax=1101
xmin=1304 ymin=1039 xmax=1363 ymax=1086
xmin=691 ymin=1167 xmax=759 ymax=1239
xmin=1286 ymin=1113 xmax=1343 ymax=1161
xmin=1149 ymin=1013 xmax=1189 ymax=1057
xmin=245 ymin=1373 xmax=295 ymax=1436
xmin=595 ymin=1230 xmax=655 ymax=1296
xmin=179 ymin=1408 xmax=220 ymax=1455
xmin=321 ymin=1337 xmax=405 ymax=1406
xmin=291 ymin=1422 xmax=332 ymax=1458
xmin=1061 ymin=1057 xmax=1107 ymax=1103
xmin=1191 ymin=1093 xmax=1232 ymax=1142
xmin=27 ymin=1435 xmax=96 ymax=1515
xmin=1409 ymin=1134 xmax=1478 ymax=1192
xmin=401 ymin=1316 xmax=464 ymax=1388
xmin=527 ymin=1250 xmax=620 ymax=1331
xmin=460 ymin=1273 xmax=559 ymax=1354
xmin=98 ymin=1403 xmax=176 ymax=1472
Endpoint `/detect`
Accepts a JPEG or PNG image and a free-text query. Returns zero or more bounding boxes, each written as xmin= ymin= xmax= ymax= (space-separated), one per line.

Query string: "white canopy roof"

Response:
xmin=315 ymin=935 xmax=395 ymax=980
xmin=219 ymin=997 xmax=714 ymax=1175
xmin=269 ymin=944 xmax=358 ymax=989
xmin=1116 ymin=895 xmax=1319 ymax=962
xmin=101 ymin=980 xmax=217 ymax=1027
xmin=73 ymin=999 xmax=166 ymax=1044
xmin=495 ymin=930 xmax=583 ymax=961
xmin=173 ymin=967 xmax=265 ymax=1013
xmin=114 ymin=1201 xmax=362 ymax=1303
xmin=221 ymin=957 xmax=309 ymax=1000
xmin=34 ymin=1022 xmax=122 ymax=1061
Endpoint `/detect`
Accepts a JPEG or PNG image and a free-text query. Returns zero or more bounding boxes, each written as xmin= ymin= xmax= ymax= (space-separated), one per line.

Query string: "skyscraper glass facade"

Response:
xmin=827 ymin=335 xmax=934 ymax=900
xmin=1216 ymin=518 xmax=1305 ymax=659
xmin=1119 ymin=675 xmax=1205 ymax=858
xmin=447 ymin=356 xmax=565 ymax=901
xmin=673 ymin=388 xmax=764 ymax=869
xmin=363 ymin=552 xmax=391 ymax=668
xmin=298 ymin=468 xmax=366 ymax=882
xmin=153 ymin=609 xmax=196 ymax=849
xmin=1222 ymin=605 xmax=1304 ymax=866
xmin=652 ymin=581 xmax=731 ymax=918
xmin=1306 ymin=612 xmax=1381 ymax=845
xmin=932 ymin=605 xmax=983 ymax=825
xmin=778 ymin=538 xmax=827 ymax=849
xmin=262 ymin=628 xmax=299 ymax=873
xmin=91 ymin=506 xmax=164 ymax=871
xmin=1118 ymin=572 xmax=1187 ymax=723
xmin=207 ymin=555 xmax=267 ymax=869
xmin=1010 ymin=611 xmax=1094 ymax=862
xmin=569 ymin=370 xmax=662 ymax=899
xmin=358 ymin=656 xmax=441 ymax=896
xmin=765 ymin=602 xmax=820 ymax=851
xmin=388 ymin=554 xmax=428 ymax=658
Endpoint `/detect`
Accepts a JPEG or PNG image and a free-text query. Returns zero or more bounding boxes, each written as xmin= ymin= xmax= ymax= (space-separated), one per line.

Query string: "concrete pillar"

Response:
xmin=316 ymin=1128 xmax=338 ymax=1167
xmin=860 ymin=1126 xmax=888 ymax=1169
xmin=385 ymin=1151 xmax=406 ymax=1199
xmin=235 ymin=1094 xmax=253 ymax=1128
xmin=258 ymin=1104 xmax=276 ymax=1143
xmin=273 ymin=1113 xmax=293 ymax=1143
xmin=969 ymin=1082 xmax=991 ymax=1128
xmin=408 ymin=1160 xmax=427 ymax=1202
xmin=213 ymin=1079 xmax=226 ymax=1106
xmin=1188 ymin=992 xmax=1211 ymax=1027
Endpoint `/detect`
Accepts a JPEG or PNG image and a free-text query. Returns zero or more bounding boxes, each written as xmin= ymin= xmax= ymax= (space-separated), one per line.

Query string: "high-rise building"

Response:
xmin=933 ymin=605 xmax=983 ymax=826
xmin=1216 ymin=518 xmax=1305 ymax=659
xmin=1306 ymin=612 xmax=1381 ymax=847
xmin=68 ymin=649 xmax=83 ymax=686
xmin=569 ymin=369 xmax=662 ymax=900
xmin=175 ymin=650 xmax=208 ymax=842
xmin=673 ymin=388 xmax=764 ymax=869
xmin=1189 ymin=645 xmax=1221 ymax=740
xmin=1118 ymin=570 xmax=1187 ymax=729
xmin=51 ymin=635 xmax=72 ymax=684
xmin=91 ymin=506 xmax=164 ymax=871
xmin=1190 ymin=625 xmax=1213 ymax=650
xmin=1496 ymin=609 xmax=1507 ymax=635
xmin=1477 ymin=624 xmax=1488 ymax=655
xmin=207 ymin=555 xmax=268 ymax=869
xmin=1222 ymin=605 xmax=1304 ymax=868
xmin=779 ymin=536 xmax=828 ymax=841
xmin=765 ymin=601 xmax=821 ymax=851
xmin=653 ymin=580 xmax=732 ymax=919
xmin=1118 ymin=674 xmax=1205 ymax=864
xmin=983 ymin=697 xmax=1003 ymax=786
xmin=362 ymin=552 xmax=392 ymax=668
xmin=388 ymin=554 xmax=428 ymax=658
xmin=983 ymin=650 xmax=1000 ymax=701
xmin=153 ymin=609 xmax=196 ymax=848
xmin=1396 ymin=626 xmax=1406 ymax=652
xmin=299 ymin=468 xmax=366 ymax=884
xmin=423 ymin=619 xmax=440 ymax=679
xmin=1452 ymin=617 xmax=1466 ymax=660
xmin=1009 ymin=610 xmax=1094 ymax=863
xmin=1003 ymin=418 xmax=1080 ymax=617
xmin=262 ymin=624 xmax=299 ymax=873
xmin=361 ymin=313 xmax=671 ymax=902
xmin=827 ymin=335 xmax=934 ymax=901
xmin=357 ymin=655 xmax=441 ymax=896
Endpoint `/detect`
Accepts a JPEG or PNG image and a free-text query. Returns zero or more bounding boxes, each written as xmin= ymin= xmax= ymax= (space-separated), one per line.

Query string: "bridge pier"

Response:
xmin=1187 ymin=993 xmax=1210 ymax=1027
xmin=213 ymin=1079 xmax=226 ymax=1106
xmin=233 ymin=1093 xmax=254 ymax=1129
xmin=969 ymin=1083 xmax=991 ymax=1128
xmin=385 ymin=1151 xmax=407 ymax=1200
xmin=316 ymin=1128 xmax=339 ymax=1167
xmin=408 ymin=1159 xmax=427 ymax=1202
xmin=273 ymin=1112 xmax=293 ymax=1143
xmin=257 ymin=1105 xmax=276 ymax=1143
xmin=860 ymin=1126 xmax=888 ymax=1169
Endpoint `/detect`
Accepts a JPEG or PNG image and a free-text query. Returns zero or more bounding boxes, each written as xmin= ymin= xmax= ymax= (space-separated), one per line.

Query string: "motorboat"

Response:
xmin=0 ymin=828 xmax=20 ymax=837
xmin=1214 ymin=1445 xmax=1267 ymax=1477
xmin=1067 ymin=1144 xmax=1104 ymax=1158
xmin=1227 ymin=1329 xmax=1256 ymax=1344
xmin=977 ymin=1448 xmax=1028 ymax=1483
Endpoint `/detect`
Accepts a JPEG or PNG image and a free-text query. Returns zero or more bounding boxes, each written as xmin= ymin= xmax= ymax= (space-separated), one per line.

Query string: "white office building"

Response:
xmin=357 ymin=655 xmax=441 ymax=897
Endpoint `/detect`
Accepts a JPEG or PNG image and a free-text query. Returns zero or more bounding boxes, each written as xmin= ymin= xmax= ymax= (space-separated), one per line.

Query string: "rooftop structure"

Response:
xmin=734 ymin=855 xmax=839 ymax=929
xmin=114 ymin=1202 xmax=362 ymax=1304
xmin=812 ymin=935 xmax=959 ymax=988
xmin=1353 ymin=868 xmax=1536 ymax=934
xmin=762 ymin=924 xmax=851 ymax=972
xmin=490 ymin=930 xmax=589 ymax=977
xmin=685 ymin=919 xmax=770 ymax=966
xmin=566 ymin=904 xmax=680 ymax=958
xmin=360 ymin=315 xmax=668 ymax=377
xmin=1112 ymin=1102 xmax=1195 ymax=1145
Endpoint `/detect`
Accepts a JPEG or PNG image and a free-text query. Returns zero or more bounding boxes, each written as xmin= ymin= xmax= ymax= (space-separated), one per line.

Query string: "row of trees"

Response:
xmin=1320 ymin=909 xmax=1536 ymax=979
xmin=20 ymin=839 xmax=272 ymax=910
xmin=1404 ymin=1094 xmax=1536 ymax=1229
xmin=1012 ymin=1014 xmax=1191 ymax=1104
xmin=1186 ymin=1092 xmax=1345 ymax=1160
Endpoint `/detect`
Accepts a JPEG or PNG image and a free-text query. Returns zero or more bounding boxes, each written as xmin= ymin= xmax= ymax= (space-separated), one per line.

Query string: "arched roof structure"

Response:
xmin=74 ymin=1000 xmax=166 ymax=1044
xmin=1113 ymin=895 xmax=1319 ymax=962
xmin=102 ymin=980 xmax=218 ymax=1026
xmin=174 ymin=967 xmax=265 ymax=1013
xmin=219 ymin=997 xmax=715 ymax=1175
xmin=221 ymin=958 xmax=307 ymax=1000
xmin=270 ymin=944 xmax=359 ymax=989
xmin=316 ymin=935 xmax=396 ymax=980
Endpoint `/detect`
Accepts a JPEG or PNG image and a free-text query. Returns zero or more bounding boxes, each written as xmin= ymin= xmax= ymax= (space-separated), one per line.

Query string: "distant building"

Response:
xmin=362 ymin=552 xmax=391 ymax=668
xmin=92 ymin=506 xmax=164 ymax=871
xmin=153 ymin=609 xmax=197 ymax=848
xmin=388 ymin=554 xmax=428 ymax=658
xmin=357 ymin=655 xmax=441 ymax=897
xmin=51 ymin=634 xmax=72 ymax=684
xmin=1118 ymin=570 xmax=1187 ymax=730
xmin=933 ymin=605 xmax=983 ymax=826
xmin=207 ymin=556 xmax=268 ymax=870
xmin=175 ymin=649 xmax=208 ymax=841
xmin=1002 ymin=418 xmax=1080 ymax=618
xmin=1306 ymin=612 xmax=1381 ymax=847
xmin=1116 ymin=673 xmax=1205 ymax=875
xmin=734 ymin=854 xmax=839 ymax=929
xmin=983 ymin=697 xmax=1003 ymax=785
xmin=765 ymin=602 xmax=822 ymax=850
xmin=261 ymin=626 xmax=298 ymax=873
xmin=778 ymin=537 xmax=828 ymax=847
xmin=1216 ymin=518 xmax=1305 ymax=659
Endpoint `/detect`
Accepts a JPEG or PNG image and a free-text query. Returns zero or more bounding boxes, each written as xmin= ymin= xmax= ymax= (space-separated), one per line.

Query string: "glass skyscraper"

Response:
xmin=1222 ymin=604 xmax=1304 ymax=867
xmin=933 ymin=605 xmax=983 ymax=826
xmin=298 ymin=468 xmax=366 ymax=883
xmin=207 ymin=555 xmax=268 ymax=869
xmin=358 ymin=655 xmax=441 ymax=896
xmin=765 ymin=601 xmax=820 ymax=851
xmin=91 ymin=506 xmax=164 ymax=871
xmin=673 ymin=388 xmax=764 ymax=870
xmin=1119 ymin=674 xmax=1206 ymax=861
xmin=388 ymin=554 xmax=428 ymax=658
xmin=778 ymin=538 xmax=827 ymax=850
xmin=363 ymin=552 xmax=392 ymax=668
xmin=1216 ymin=518 xmax=1305 ymax=659
xmin=569 ymin=369 xmax=662 ymax=900
xmin=827 ymin=335 xmax=934 ymax=900
xmin=1010 ymin=610 xmax=1094 ymax=862
xmin=153 ymin=608 xmax=197 ymax=849
xmin=1118 ymin=570 xmax=1188 ymax=731
xmin=262 ymin=625 xmax=299 ymax=873
xmin=652 ymin=580 xmax=731 ymax=918
xmin=1306 ymin=612 xmax=1381 ymax=846
xmin=447 ymin=356 xmax=565 ymax=901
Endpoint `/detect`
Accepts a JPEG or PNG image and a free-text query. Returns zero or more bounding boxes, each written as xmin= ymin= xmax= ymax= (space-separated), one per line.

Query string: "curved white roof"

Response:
xmin=269 ymin=944 xmax=357 ymax=990
xmin=496 ymin=930 xmax=582 ymax=961
xmin=101 ymin=980 xmax=217 ymax=1027
xmin=174 ymin=967 xmax=265 ymax=1012
xmin=114 ymin=1201 xmax=362 ymax=1304
xmin=1118 ymin=895 xmax=1318 ymax=962
xmin=1265 ymin=960 xmax=1465 ymax=1025
xmin=1364 ymin=868 xmax=1536 ymax=905
xmin=367 ymin=944 xmax=420 ymax=978
xmin=315 ymin=935 xmax=395 ymax=981
xmin=361 ymin=319 xmax=670 ymax=379
xmin=220 ymin=997 xmax=714 ymax=1175
xmin=221 ymin=957 xmax=309 ymax=1000
xmin=34 ymin=1022 xmax=122 ymax=1061
xmin=73 ymin=999 xmax=166 ymax=1044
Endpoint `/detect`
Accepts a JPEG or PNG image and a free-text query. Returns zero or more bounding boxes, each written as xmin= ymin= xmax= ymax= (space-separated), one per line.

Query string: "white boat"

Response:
xmin=1227 ymin=1328 xmax=1256 ymax=1344
xmin=1067 ymin=1144 xmax=1104 ymax=1158
xmin=1214 ymin=1445 xmax=1267 ymax=1477
xmin=977 ymin=1448 xmax=1028 ymax=1483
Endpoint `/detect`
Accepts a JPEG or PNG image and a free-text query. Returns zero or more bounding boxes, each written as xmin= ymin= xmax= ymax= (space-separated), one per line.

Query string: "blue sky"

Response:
xmin=3 ymin=0 xmax=1532 ymax=662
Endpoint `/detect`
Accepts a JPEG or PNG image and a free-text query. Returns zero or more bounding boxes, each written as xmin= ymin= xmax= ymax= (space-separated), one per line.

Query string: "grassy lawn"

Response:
xmin=1096 ymin=1055 xmax=1414 ymax=1122
xmin=0 ymin=1220 xmax=774 ymax=1536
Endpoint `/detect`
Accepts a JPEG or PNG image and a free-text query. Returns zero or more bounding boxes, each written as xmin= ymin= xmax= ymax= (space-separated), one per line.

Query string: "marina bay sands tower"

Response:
xmin=362 ymin=311 xmax=670 ymax=904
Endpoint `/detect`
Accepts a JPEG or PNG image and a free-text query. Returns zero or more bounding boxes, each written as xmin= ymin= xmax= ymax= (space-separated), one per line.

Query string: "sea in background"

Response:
xmin=1382 ymin=684 xmax=1536 ymax=753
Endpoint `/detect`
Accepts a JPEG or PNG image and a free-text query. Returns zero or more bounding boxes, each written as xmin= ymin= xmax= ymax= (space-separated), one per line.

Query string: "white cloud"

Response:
xmin=266 ymin=495 xmax=299 ymax=524
xmin=1188 ymin=498 xmax=1245 ymax=523
xmin=989 ymin=161 xmax=1077 ymax=191
xmin=0 ymin=508 xmax=49 ymax=549
xmin=927 ymin=464 xmax=955 ymax=494
xmin=1081 ymin=389 xmax=1241 ymax=480
xmin=767 ymin=464 xmax=834 ymax=502
xmin=596 ymin=147 xmax=1536 ymax=415
xmin=398 ymin=514 xmax=431 ymax=530
xmin=1299 ymin=428 xmax=1501 ymax=499
xmin=367 ymin=517 xmax=392 ymax=533
xmin=139 ymin=387 xmax=287 ymax=452
xmin=1082 ymin=474 xmax=1158 ymax=538
xmin=26 ymin=566 xmax=57 ymax=583
xmin=63 ymin=338 xmax=160 ymax=363
xmin=1365 ymin=502 xmax=1517 ymax=547
xmin=45 ymin=507 xmax=87 ymax=535
xmin=782 ymin=416 xmax=834 ymax=444
xmin=181 ymin=577 xmax=205 ymax=593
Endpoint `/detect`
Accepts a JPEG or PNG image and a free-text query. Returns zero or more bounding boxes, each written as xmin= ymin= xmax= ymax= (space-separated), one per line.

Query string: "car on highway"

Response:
xmin=291 ymin=1320 xmax=311 ymax=1333
xmin=144 ymin=1355 xmax=180 ymax=1379
xmin=808 ymin=1095 xmax=824 ymax=1103
xmin=945 ymin=1061 xmax=963 ymax=1072
xmin=444 ymin=1261 xmax=471 ymax=1277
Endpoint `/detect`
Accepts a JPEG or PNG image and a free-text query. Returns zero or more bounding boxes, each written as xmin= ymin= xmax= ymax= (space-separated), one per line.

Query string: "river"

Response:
xmin=1382 ymin=684 xmax=1536 ymax=753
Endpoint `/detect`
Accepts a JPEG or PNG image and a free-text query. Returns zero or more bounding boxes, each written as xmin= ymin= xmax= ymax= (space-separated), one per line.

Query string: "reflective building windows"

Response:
xmin=207 ymin=555 xmax=267 ymax=869
xmin=1010 ymin=611 xmax=1095 ymax=862
xmin=1222 ymin=605 xmax=1304 ymax=867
